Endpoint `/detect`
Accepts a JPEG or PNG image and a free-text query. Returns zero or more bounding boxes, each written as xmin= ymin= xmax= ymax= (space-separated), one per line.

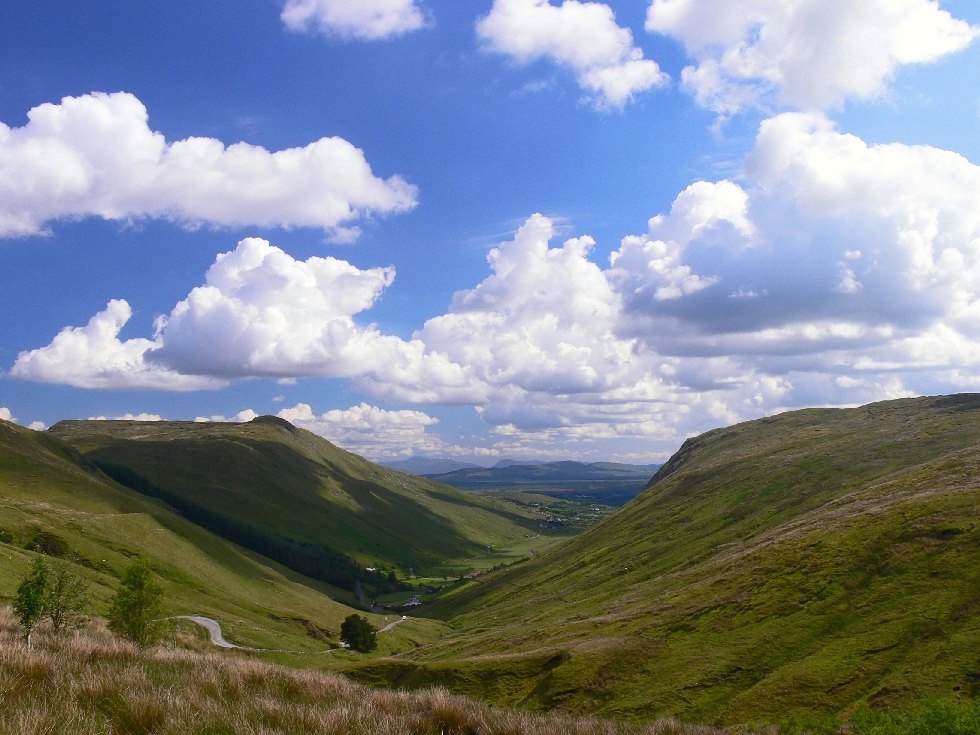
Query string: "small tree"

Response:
xmin=45 ymin=558 xmax=89 ymax=633
xmin=14 ymin=557 xmax=48 ymax=647
xmin=107 ymin=557 xmax=166 ymax=647
xmin=340 ymin=613 xmax=377 ymax=652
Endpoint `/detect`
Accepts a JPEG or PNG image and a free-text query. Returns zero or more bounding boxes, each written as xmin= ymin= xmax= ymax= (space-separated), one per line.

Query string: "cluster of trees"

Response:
xmin=14 ymin=555 xmax=165 ymax=648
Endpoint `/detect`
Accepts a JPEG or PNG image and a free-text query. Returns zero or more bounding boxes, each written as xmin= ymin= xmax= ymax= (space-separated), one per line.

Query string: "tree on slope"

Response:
xmin=14 ymin=557 xmax=48 ymax=647
xmin=340 ymin=614 xmax=377 ymax=652
xmin=108 ymin=557 xmax=166 ymax=647
xmin=45 ymin=558 xmax=90 ymax=633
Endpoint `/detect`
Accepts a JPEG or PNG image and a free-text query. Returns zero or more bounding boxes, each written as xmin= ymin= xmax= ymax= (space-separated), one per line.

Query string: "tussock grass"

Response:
xmin=0 ymin=608 xmax=730 ymax=735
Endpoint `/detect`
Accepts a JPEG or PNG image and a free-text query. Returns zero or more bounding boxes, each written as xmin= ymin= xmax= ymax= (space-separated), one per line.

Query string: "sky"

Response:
xmin=1 ymin=0 xmax=979 ymax=465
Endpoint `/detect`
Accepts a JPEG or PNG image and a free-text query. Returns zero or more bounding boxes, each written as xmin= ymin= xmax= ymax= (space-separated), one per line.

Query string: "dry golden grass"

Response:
xmin=0 ymin=607 xmax=739 ymax=735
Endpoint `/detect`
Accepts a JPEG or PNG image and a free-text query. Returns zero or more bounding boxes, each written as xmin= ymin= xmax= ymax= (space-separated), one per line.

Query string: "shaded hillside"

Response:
xmin=0 ymin=419 xmax=441 ymax=652
xmin=355 ymin=395 xmax=980 ymax=726
xmin=49 ymin=417 xmax=540 ymax=585
xmin=427 ymin=460 xmax=661 ymax=506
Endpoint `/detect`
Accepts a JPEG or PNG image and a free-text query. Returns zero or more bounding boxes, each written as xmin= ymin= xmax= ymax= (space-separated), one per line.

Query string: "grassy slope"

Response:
xmin=350 ymin=395 xmax=980 ymax=726
xmin=0 ymin=419 xmax=444 ymax=654
xmin=0 ymin=608 xmax=730 ymax=735
xmin=48 ymin=417 xmax=539 ymax=575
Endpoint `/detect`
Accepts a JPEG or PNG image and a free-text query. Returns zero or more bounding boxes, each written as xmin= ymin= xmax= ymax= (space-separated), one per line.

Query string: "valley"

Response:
xmin=2 ymin=395 xmax=979 ymax=732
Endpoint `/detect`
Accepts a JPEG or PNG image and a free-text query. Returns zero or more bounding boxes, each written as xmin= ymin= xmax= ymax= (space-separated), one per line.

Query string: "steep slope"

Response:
xmin=0 ymin=419 xmax=443 ymax=652
xmin=358 ymin=395 xmax=980 ymax=725
xmin=48 ymin=417 xmax=539 ymax=585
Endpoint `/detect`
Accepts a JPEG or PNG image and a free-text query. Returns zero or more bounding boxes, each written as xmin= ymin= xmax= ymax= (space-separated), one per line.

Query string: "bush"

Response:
xmin=340 ymin=614 xmax=377 ymax=653
xmin=107 ymin=558 xmax=166 ymax=648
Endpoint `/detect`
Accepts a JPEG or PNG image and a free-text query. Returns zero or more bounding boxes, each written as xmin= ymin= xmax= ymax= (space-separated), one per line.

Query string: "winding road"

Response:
xmin=174 ymin=614 xmax=407 ymax=651
xmin=173 ymin=615 xmax=264 ymax=650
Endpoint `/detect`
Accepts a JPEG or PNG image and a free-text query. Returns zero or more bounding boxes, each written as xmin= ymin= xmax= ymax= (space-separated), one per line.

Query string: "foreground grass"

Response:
xmin=0 ymin=609 xmax=730 ymax=735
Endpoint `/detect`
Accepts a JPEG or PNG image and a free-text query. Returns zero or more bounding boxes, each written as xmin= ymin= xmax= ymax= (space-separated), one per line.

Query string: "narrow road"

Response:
xmin=173 ymin=615 xmax=264 ymax=650
xmin=175 ymin=614 xmax=406 ymax=651
xmin=379 ymin=615 xmax=407 ymax=632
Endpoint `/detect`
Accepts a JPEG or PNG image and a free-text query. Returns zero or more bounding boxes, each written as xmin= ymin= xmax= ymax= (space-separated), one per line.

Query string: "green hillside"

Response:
xmin=0 ymin=419 xmax=444 ymax=654
xmin=48 ymin=417 xmax=541 ymax=588
xmin=352 ymin=395 xmax=980 ymax=727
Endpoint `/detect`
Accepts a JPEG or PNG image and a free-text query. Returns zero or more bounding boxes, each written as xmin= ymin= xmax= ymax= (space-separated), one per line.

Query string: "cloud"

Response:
xmin=0 ymin=92 xmax=417 ymax=239
xmin=478 ymin=0 xmax=668 ymax=109
xmin=608 ymin=112 xmax=980 ymax=415
xmin=13 ymin=117 xmax=980 ymax=459
xmin=0 ymin=407 xmax=14 ymax=422
xmin=646 ymin=0 xmax=979 ymax=113
xmin=277 ymin=402 xmax=443 ymax=458
xmin=10 ymin=299 xmax=226 ymax=391
xmin=88 ymin=412 xmax=165 ymax=421
xmin=194 ymin=409 xmax=259 ymax=423
xmin=12 ymin=238 xmax=476 ymax=400
xmin=281 ymin=0 xmax=427 ymax=40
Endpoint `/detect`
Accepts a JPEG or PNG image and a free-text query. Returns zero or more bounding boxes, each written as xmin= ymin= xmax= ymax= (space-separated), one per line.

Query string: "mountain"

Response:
xmin=350 ymin=395 xmax=980 ymax=725
xmin=0 ymin=419 xmax=441 ymax=651
xmin=379 ymin=457 xmax=481 ymax=475
xmin=492 ymin=459 xmax=550 ymax=468
xmin=426 ymin=460 xmax=662 ymax=506
xmin=48 ymin=416 xmax=539 ymax=589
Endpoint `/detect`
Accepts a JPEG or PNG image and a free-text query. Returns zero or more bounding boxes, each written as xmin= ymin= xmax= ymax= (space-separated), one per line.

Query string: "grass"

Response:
xmin=0 ymin=607 xmax=732 ymax=735
xmin=47 ymin=417 xmax=549 ymax=578
xmin=0 ymin=419 xmax=446 ymax=655
xmin=5 ymin=397 xmax=980 ymax=730
xmin=2 ymin=608 xmax=972 ymax=735
xmin=362 ymin=395 xmax=980 ymax=725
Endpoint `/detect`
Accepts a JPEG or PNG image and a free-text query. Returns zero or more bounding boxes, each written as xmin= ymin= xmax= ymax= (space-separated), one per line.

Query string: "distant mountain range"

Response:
xmin=423 ymin=460 xmax=661 ymax=506
xmin=379 ymin=457 xmax=481 ymax=475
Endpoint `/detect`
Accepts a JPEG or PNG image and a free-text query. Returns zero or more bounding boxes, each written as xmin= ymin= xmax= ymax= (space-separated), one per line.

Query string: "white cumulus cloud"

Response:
xmin=646 ymin=0 xmax=978 ymax=113
xmin=0 ymin=407 xmax=14 ymax=422
xmin=277 ymin=402 xmax=443 ymax=458
xmin=609 ymin=112 xmax=980 ymax=422
xmin=88 ymin=412 xmax=165 ymax=421
xmin=281 ymin=0 xmax=427 ymax=40
xmin=12 ymin=116 xmax=980 ymax=460
xmin=0 ymin=92 xmax=417 ymax=239
xmin=10 ymin=299 xmax=225 ymax=391
xmin=11 ymin=238 xmax=476 ymax=401
xmin=478 ymin=0 xmax=668 ymax=109
xmin=194 ymin=409 xmax=259 ymax=423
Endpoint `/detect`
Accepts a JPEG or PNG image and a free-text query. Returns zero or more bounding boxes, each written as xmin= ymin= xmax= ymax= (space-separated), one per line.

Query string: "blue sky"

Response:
xmin=1 ymin=0 xmax=978 ymax=464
